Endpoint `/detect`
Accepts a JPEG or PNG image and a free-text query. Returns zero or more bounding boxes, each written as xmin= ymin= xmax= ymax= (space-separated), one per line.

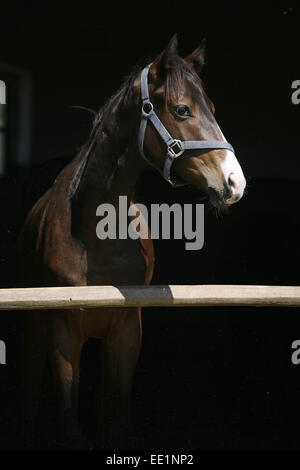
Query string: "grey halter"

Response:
xmin=138 ymin=63 xmax=235 ymax=187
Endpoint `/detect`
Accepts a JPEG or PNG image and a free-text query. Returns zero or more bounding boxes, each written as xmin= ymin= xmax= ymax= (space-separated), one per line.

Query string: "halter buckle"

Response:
xmin=142 ymin=101 xmax=154 ymax=116
xmin=168 ymin=140 xmax=184 ymax=158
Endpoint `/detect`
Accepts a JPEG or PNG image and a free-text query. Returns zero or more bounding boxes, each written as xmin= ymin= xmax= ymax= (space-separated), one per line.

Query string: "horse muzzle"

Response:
xmin=220 ymin=151 xmax=246 ymax=205
xmin=208 ymin=173 xmax=246 ymax=208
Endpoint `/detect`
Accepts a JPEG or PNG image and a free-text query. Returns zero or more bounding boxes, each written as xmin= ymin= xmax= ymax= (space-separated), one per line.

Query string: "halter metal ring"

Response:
xmin=142 ymin=101 xmax=154 ymax=116
xmin=168 ymin=140 xmax=184 ymax=158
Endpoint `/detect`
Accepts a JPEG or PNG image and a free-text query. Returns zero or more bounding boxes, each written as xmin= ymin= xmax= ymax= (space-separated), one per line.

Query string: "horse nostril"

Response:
xmin=228 ymin=172 xmax=238 ymax=194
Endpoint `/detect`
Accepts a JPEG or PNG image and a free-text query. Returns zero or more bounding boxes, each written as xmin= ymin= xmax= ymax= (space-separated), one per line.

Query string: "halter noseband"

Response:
xmin=138 ymin=63 xmax=235 ymax=187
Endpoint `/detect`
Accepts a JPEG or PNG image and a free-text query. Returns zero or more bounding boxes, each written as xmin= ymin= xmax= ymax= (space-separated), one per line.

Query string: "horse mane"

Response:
xmin=67 ymin=64 xmax=144 ymax=199
xmin=67 ymin=55 xmax=202 ymax=199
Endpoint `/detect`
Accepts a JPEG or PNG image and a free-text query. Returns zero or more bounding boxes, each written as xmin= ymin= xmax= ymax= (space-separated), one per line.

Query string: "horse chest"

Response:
xmin=84 ymin=238 xmax=151 ymax=285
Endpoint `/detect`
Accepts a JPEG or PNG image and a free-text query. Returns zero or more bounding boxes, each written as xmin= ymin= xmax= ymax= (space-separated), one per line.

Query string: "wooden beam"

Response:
xmin=0 ymin=285 xmax=299 ymax=310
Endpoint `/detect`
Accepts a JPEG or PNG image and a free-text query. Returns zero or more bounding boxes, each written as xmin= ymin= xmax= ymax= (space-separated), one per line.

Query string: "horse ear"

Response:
xmin=150 ymin=34 xmax=179 ymax=81
xmin=185 ymin=38 xmax=207 ymax=75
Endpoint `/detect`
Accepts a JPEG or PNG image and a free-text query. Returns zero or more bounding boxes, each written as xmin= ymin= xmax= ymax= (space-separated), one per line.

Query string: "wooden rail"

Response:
xmin=0 ymin=285 xmax=299 ymax=310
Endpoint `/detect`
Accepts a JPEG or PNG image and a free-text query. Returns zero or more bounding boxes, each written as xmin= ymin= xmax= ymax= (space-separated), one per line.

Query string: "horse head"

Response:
xmin=131 ymin=34 xmax=246 ymax=208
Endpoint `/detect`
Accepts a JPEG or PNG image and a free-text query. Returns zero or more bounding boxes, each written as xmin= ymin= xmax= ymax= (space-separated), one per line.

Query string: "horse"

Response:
xmin=17 ymin=34 xmax=246 ymax=449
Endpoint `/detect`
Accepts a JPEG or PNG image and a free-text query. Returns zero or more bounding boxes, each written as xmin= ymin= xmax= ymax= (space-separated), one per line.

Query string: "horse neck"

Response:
xmin=71 ymin=104 xmax=145 ymax=233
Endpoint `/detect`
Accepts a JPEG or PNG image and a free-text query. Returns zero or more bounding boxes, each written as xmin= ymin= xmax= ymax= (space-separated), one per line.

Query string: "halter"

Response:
xmin=138 ymin=63 xmax=235 ymax=187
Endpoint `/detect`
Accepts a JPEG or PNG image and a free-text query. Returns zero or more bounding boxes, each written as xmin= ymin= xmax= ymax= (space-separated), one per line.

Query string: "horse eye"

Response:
xmin=174 ymin=104 xmax=192 ymax=117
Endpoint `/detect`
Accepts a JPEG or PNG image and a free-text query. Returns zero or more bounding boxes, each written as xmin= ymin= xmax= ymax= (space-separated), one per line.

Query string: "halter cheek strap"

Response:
xmin=138 ymin=63 xmax=235 ymax=187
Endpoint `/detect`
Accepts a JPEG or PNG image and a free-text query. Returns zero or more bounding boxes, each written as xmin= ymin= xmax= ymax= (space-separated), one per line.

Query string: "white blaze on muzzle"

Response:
xmin=217 ymin=125 xmax=246 ymax=201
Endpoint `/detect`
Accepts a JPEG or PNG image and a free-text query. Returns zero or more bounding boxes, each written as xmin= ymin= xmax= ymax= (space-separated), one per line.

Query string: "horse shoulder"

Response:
xmin=129 ymin=201 xmax=155 ymax=286
xmin=18 ymin=168 xmax=88 ymax=286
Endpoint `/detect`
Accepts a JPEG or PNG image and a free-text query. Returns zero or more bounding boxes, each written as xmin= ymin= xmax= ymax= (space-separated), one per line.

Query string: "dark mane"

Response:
xmin=92 ymin=64 xmax=144 ymax=130
xmin=68 ymin=64 xmax=144 ymax=198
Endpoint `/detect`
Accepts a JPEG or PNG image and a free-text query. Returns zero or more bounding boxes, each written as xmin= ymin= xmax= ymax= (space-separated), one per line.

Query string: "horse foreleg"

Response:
xmin=20 ymin=312 xmax=48 ymax=449
xmin=48 ymin=312 xmax=84 ymax=448
xmin=97 ymin=308 xmax=142 ymax=449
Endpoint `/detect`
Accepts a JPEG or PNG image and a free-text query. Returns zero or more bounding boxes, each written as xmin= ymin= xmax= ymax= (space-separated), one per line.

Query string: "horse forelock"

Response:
xmin=163 ymin=56 xmax=204 ymax=104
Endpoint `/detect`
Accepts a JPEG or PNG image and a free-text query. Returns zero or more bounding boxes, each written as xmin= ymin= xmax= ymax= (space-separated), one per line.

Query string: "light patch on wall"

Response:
xmin=0 ymin=340 xmax=6 ymax=365
xmin=0 ymin=80 xmax=6 ymax=174
xmin=0 ymin=80 xmax=6 ymax=105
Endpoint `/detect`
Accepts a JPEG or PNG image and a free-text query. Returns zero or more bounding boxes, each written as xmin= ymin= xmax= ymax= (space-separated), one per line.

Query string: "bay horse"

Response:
xmin=17 ymin=34 xmax=246 ymax=448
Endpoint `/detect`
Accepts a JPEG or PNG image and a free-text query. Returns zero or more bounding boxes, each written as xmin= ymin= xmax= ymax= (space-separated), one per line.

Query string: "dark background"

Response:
xmin=0 ymin=2 xmax=299 ymax=449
